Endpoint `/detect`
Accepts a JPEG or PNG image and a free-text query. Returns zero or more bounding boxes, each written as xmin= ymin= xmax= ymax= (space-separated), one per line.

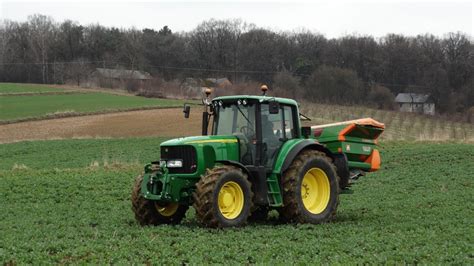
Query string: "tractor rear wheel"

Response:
xmin=279 ymin=150 xmax=340 ymax=224
xmin=131 ymin=174 xmax=188 ymax=225
xmin=193 ymin=166 xmax=253 ymax=228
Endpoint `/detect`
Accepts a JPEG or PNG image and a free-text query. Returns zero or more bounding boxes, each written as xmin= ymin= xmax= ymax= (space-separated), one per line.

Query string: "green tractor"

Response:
xmin=131 ymin=86 xmax=384 ymax=228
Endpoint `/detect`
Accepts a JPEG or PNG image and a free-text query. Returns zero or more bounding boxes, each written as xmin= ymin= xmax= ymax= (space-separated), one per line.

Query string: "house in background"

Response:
xmin=89 ymin=68 xmax=152 ymax=90
xmin=395 ymin=93 xmax=435 ymax=115
xmin=182 ymin=77 xmax=233 ymax=96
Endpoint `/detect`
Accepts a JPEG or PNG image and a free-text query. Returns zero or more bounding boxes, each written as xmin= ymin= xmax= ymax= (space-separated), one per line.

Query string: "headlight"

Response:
xmin=159 ymin=160 xmax=167 ymax=168
xmin=166 ymin=160 xmax=183 ymax=168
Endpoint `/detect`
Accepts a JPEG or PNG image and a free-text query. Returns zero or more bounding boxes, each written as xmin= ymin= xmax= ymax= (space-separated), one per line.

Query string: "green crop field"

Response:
xmin=1 ymin=139 xmax=472 ymax=264
xmin=0 ymin=93 xmax=187 ymax=122
xmin=0 ymin=83 xmax=66 ymax=94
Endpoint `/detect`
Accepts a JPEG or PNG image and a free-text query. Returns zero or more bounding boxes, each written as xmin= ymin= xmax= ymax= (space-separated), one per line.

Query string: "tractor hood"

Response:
xmin=160 ymin=135 xmax=241 ymax=169
xmin=160 ymin=135 xmax=239 ymax=146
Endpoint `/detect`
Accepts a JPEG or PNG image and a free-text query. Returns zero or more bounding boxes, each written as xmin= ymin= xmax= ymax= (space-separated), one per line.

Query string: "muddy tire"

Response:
xmin=334 ymin=155 xmax=350 ymax=190
xmin=279 ymin=150 xmax=340 ymax=224
xmin=131 ymin=174 xmax=188 ymax=225
xmin=193 ymin=166 xmax=253 ymax=228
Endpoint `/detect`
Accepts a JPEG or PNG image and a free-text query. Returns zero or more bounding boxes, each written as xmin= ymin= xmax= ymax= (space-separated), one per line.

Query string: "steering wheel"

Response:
xmin=240 ymin=126 xmax=255 ymax=136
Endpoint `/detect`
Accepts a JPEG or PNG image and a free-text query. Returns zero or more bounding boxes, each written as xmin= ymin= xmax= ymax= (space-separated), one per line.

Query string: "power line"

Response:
xmin=0 ymin=60 xmax=105 ymax=66
xmin=365 ymin=82 xmax=428 ymax=89
xmin=0 ymin=60 xmax=278 ymax=74
xmin=148 ymin=64 xmax=280 ymax=74
xmin=0 ymin=60 xmax=429 ymax=89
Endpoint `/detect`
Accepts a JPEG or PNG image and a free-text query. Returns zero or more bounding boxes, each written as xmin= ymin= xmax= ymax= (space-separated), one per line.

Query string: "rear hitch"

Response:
xmin=340 ymin=188 xmax=354 ymax=194
xmin=349 ymin=169 xmax=365 ymax=183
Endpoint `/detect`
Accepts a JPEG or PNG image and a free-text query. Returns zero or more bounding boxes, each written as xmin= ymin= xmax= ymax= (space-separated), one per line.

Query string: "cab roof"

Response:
xmin=212 ymin=95 xmax=298 ymax=106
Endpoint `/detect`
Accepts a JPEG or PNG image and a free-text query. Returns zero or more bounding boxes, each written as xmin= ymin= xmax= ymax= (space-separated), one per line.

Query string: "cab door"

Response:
xmin=260 ymin=104 xmax=298 ymax=168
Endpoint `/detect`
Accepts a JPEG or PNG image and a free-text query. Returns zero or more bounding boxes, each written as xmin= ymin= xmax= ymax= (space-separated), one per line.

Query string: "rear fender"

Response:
xmin=275 ymin=139 xmax=335 ymax=175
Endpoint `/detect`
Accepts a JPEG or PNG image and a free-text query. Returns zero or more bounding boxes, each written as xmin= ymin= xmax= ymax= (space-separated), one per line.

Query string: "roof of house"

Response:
xmin=94 ymin=68 xmax=152 ymax=80
xmin=395 ymin=93 xmax=431 ymax=103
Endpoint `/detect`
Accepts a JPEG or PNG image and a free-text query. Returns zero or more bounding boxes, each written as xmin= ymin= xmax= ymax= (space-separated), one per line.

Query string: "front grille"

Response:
xmin=160 ymin=145 xmax=197 ymax=174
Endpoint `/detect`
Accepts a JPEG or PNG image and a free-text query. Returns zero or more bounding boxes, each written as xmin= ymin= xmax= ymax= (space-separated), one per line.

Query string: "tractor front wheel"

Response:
xmin=131 ymin=174 xmax=188 ymax=225
xmin=279 ymin=150 xmax=340 ymax=224
xmin=193 ymin=166 xmax=253 ymax=228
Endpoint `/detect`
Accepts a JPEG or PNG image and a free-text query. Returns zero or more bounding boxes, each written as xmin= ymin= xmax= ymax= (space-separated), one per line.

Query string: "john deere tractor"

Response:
xmin=131 ymin=86 xmax=384 ymax=228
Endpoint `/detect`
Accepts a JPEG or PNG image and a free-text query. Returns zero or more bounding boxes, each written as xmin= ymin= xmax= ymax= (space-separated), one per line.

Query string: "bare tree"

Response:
xmin=367 ymin=85 xmax=395 ymax=110
xmin=120 ymin=28 xmax=145 ymax=70
xmin=228 ymin=19 xmax=254 ymax=83
xmin=239 ymin=28 xmax=281 ymax=82
xmin=189 ymin=18 xmax=253 ymax=75
xmin=56 ymin=20 xmax=84 ymax=61
xmin=66 ymin=58 xmax=91 ymax=86
xmin=291 ymin=30 xmax=327 ymax=77
xmin=443 ymin=32 xmax=472 ymax=90
xmin=272 ymin=71 xmax=302 ymax=99
xmin=28 ymin=14 xmax=56 ymax=83
xmin=0 ymin=21 xmax=8 ymax=79
xmin=306 ymin=65 xmax=364 ymax=104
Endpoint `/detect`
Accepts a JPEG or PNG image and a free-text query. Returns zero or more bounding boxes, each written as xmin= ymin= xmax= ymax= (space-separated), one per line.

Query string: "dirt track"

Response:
xmin=0 ymin=108 xmax=203 ymax=143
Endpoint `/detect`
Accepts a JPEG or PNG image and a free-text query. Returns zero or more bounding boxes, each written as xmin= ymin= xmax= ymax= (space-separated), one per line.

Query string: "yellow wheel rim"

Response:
xmin=154 ymin=202 xmax=179 ymax=217
xmin=218 ymin=181 xmax=244 ymax=219
xmin=301 ymin=168 xmax=331 ymax=214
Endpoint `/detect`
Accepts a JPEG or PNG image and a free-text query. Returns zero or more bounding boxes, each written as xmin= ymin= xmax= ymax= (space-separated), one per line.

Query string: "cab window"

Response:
xmin=283 ymin=105 xmax=296 ymax=139
xmin=261 ymin=103 xmax=297 ymax=167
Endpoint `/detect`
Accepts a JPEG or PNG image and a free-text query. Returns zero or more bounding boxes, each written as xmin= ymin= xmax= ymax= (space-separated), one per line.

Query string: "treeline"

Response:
xmin=0 ymin=14 xmax=473 ymax=114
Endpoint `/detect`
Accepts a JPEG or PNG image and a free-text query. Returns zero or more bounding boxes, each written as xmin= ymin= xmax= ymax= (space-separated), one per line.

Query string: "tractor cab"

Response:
xmin=209 ymin=95 xmax=300 ymax=169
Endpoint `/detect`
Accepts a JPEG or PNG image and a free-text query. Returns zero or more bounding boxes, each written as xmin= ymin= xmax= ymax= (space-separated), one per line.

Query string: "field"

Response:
xmin=1 ymin=101 xmax=472 ymax=144
xmin=1 ymin=83 xmax=473 ymax=263
xmin=0 ymin=109 xmax=203 ymax=143
xmin=0 ymin=83 xmax=66 ymax=94
xmin=1 ymin=139 xmax=473 ymax=264
xmin=0 ymin=82 xmax=472 ymax=143
xmin=0 ymin=93 xmax=188 ymax=122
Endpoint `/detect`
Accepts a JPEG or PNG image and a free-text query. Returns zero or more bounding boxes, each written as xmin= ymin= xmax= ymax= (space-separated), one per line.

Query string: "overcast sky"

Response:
xmin=1 ymin=0 xmax=472 ymax=38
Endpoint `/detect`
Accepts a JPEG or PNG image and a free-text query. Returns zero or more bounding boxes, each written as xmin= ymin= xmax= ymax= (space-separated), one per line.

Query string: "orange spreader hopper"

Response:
xmin=311 ymin=118 xmax=385 ymax=172
xmin=311 ymin=118 xmax=385 ymax=130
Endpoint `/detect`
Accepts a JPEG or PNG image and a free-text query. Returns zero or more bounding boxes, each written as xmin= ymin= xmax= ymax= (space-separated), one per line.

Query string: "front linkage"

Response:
xmin=140 ymin=163 xmax=194 ymax=204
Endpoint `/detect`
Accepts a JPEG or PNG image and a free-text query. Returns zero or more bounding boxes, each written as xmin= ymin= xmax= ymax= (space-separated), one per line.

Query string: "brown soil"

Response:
xmin=0 ymin=108 xmax=203 ymax=144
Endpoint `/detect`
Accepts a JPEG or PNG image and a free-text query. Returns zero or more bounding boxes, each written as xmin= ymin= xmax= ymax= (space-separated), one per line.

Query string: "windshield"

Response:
xmin=213 ymin=102 xmax=256 ymax=137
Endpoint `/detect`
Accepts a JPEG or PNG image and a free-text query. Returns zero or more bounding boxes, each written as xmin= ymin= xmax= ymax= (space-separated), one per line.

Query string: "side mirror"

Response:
xmin=301 ymin=127 xmax=311 ymax=138
xmin=269 ymin=101 xmax=280 ymax=114
xmin=183 ymin=105 xmax=190 ymax=118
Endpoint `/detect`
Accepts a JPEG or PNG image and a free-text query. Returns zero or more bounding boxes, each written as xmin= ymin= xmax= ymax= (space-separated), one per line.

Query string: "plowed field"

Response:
xmin=0 ymin=108 xmax=202 ymax=143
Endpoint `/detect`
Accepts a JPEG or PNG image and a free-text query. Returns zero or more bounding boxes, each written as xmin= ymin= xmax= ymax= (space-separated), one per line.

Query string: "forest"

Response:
xmin=0 ymin=14 xmax=472 ymax=116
